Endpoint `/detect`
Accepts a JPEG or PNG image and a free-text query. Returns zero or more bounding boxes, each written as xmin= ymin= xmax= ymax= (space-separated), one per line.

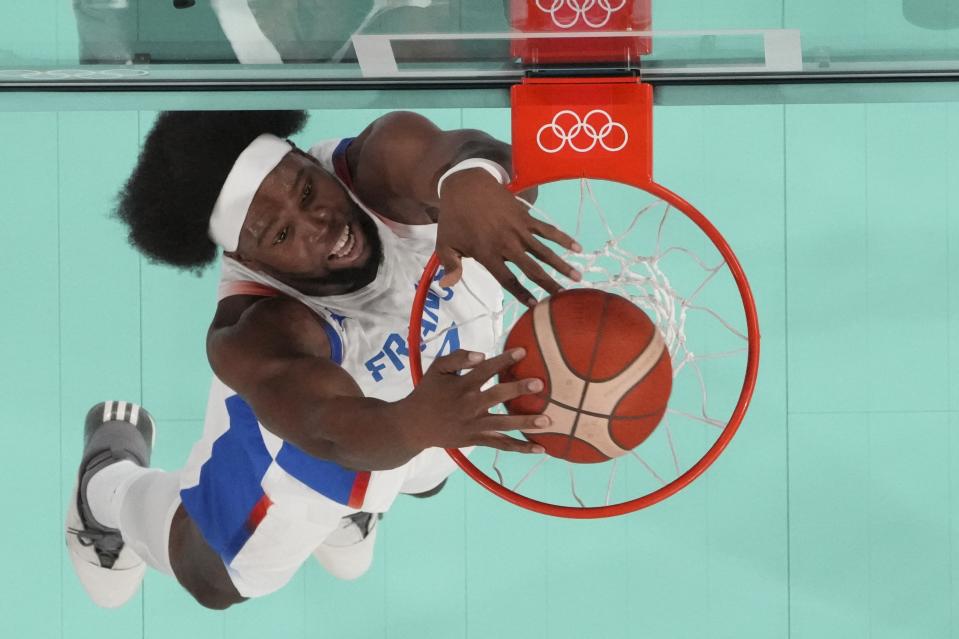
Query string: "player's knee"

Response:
xmin=408 ymin=478 xmax=447 ymax=499
xmin=188 ymin=583 xmax=245 ymax=610
xmin=169 ymin=506 xmax=245 ymax=610
xmin=175 ymin=553 xmax=246 ymax=610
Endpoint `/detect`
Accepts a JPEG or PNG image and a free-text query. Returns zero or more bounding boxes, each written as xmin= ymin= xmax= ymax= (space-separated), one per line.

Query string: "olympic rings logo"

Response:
xmin=534 ymin=0 xmax=628 ymax=29
xmin=0 ymin=69 xmax=150 ymax=80
xmin=536 ymin=109 xmax=629 ymax=154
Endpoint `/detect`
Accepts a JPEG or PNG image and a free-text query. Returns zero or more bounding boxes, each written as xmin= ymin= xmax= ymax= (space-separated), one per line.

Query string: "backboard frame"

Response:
xmin=351 ymin=29 xmax=803 ymax=79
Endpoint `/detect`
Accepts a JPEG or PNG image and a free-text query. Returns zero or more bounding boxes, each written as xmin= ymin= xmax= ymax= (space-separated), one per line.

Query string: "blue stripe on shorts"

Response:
xmin=275 ymin=442 xmax=360 ymax=506
xmin=180 ymin=394 xmax=273 ymax=564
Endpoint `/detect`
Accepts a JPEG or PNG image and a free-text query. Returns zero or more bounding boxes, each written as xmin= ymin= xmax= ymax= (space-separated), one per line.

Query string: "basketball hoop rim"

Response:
xmin=408 ymin=178 xmax=761 ymax=519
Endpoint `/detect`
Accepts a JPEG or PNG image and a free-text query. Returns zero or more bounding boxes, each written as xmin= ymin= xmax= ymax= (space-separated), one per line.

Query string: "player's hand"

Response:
xmin=436 ymin=169 xmax=582 ymax=307
xmin=396 ymin=348 xmax=550 ymax=454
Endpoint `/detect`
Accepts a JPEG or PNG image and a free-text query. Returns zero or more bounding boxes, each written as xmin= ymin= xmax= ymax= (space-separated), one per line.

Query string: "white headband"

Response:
xmin=208 ymin=133 xmax=292 ymax=251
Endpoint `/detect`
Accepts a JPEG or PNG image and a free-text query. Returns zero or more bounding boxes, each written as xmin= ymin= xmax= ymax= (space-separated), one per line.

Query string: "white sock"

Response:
xmin=85 ymin=461 xmax=181 ymax=577
xmin=86 ymin=460 xmax=143 ymax=528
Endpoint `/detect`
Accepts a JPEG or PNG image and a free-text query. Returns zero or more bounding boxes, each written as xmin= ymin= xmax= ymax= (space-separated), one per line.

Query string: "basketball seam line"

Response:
xmin=606 ymin=348 xmax=669 ymax=449
xmin=583 ymin=328 xmax=656 ymax=384
xmin=561 ymin=292 xmax=611 ymax=460
xmin=528 ymin=431 xmax=607 ymax=460
xmin=532 ymin=296 xmax=586 ymax=460
xmin=535 ymin=292 xmax=664 ymax=460
xmin=541 ymin=291 xmax=594 ymax=387
xmin=546 ymin=397 xmax=666 ymax=421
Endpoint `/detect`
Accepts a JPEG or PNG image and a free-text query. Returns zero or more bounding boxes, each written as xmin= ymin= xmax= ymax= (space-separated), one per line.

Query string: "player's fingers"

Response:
xmin=463 ymin=347 xmax=525 ymax=383
xmin=470 ymin=431 xmax=545 ymax=455
xmin=429 ymin=348 xmax=486 ymax=375
xmin=481 ymin=377 xmax=545 ymax=408
xmin=480 ymin=413 xmax=552 ymax=432
xmin=436 ymin=247 xmax=464 ymax=288
xmin=530 ymin=218 xmax=582 ymax=253
xmin=526 ymin=236 xmax=582 ymax=283
xmin=512 ymin=252 xmax=563 ymax=297
xmin=487 ymin=260 xmax=537 ymax=308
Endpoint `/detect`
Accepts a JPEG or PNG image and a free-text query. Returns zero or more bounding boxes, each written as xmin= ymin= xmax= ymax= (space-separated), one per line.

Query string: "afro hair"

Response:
xmin=115 ymin=110 xmax=308 ymax=272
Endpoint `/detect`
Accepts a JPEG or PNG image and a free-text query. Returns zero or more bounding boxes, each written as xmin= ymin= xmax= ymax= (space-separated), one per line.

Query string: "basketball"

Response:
xmin=501 ymin=289 xmax=673 ymax=463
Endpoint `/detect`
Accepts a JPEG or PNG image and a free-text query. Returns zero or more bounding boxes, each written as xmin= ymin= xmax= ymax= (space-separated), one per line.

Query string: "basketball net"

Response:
xmin=410 ymin=77 xmax=759 ymax=518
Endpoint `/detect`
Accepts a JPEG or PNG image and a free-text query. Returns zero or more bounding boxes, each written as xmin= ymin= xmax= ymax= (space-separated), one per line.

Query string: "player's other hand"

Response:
xmin=396 ymin=348 xmax=550 ymax=454
xmin=435 ymin=169 xmax=582 ymax=306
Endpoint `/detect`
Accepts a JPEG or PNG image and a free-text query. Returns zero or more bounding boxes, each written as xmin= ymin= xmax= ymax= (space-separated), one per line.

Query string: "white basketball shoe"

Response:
xmin=65 ymin=401 xmax=155 ymax=608
xmin=313 ymin=511 xmax=381 ymax=580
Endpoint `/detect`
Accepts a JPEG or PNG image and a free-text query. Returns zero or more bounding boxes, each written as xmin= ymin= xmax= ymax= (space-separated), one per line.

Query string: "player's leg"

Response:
xmin=407 ymin=479 xmax=446 ymax=498
xmin=312 ymin=510 xmax=382 ymax=580
xmin=400 ymin=446 xmax=468 ymax=497
xmin=66 ymin=401 xmax=243 ymax=609
xmin=66 ymin=401 xmax=167 ymax=608
xmin=168 ymin=506 xmax=244 ymax=609
xmin=311 ymin=447 xmax=463 ymax=580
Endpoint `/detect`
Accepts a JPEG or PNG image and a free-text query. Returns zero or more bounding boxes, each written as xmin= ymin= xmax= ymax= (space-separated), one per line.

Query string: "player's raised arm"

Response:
xmin=353 ymin=111 xmax=583 ymax=305
xmin=207 ymin=296 xmax=548 ymax=471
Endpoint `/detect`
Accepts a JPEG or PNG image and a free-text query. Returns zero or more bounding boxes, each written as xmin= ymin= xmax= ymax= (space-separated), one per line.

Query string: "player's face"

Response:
xmin=233 ymin=148 xmax=383 ymax=296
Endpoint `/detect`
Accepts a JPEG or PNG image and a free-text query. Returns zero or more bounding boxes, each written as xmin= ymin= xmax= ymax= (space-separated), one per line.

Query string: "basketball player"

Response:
xmin=66 ymin=110 xmax=582 ymax=609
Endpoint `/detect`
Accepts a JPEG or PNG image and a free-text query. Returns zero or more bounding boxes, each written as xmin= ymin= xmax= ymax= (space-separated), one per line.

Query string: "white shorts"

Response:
xmin=178 ymin=386 xmax=461 ymax=598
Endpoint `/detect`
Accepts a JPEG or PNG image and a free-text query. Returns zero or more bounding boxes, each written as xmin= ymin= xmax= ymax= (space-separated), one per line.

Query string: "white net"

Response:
xmin=421 ymin=178 xmax=753 ymax=511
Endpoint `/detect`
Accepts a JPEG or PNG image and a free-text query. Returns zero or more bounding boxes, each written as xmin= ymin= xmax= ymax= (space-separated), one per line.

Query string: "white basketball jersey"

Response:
xmin=219 ymin=138 xmax=504 ymax=403
xmin=182 ymin=138 xmax=503 ymax=519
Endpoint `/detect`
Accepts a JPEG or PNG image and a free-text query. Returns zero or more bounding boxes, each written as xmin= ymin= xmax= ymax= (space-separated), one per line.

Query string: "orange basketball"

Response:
xmin=502 ymin=289 xmax=673 ymax=463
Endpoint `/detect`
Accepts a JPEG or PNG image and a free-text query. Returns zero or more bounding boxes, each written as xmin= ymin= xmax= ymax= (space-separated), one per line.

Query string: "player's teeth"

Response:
xmin=331 ymin=226 xmax=349 ymax=256
xmin=333 ymin=225 xmax=353 ymax=258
